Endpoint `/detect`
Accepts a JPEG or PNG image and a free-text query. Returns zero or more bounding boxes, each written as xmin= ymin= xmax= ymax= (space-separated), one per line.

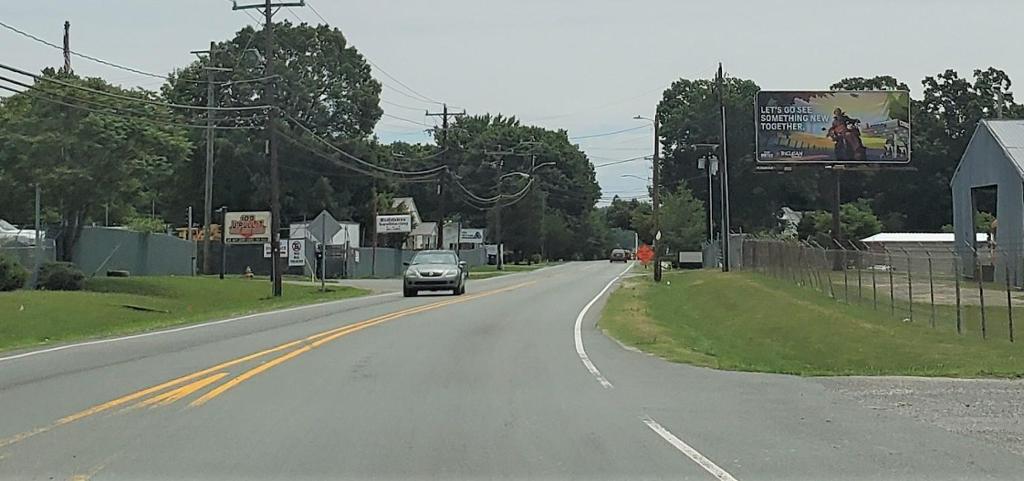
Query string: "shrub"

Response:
xmin=37 ymin=262 xmax=85 ymax=291
xmin=0 ymin=254 xmax=28 ymax=291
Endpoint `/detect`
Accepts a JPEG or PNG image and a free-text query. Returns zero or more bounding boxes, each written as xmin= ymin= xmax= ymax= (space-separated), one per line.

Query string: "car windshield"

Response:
xmin=0 ymin=220 xmax=16 ymax=231
xmin=411 ymin=252 xmax=457 ymax=265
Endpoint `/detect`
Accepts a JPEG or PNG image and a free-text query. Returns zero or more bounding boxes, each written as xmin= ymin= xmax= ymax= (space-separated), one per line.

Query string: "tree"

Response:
xmin=658 ymin=75 xmax=788 ymax=233
xmin=659 ymin=184 xmax=706 ymax=253
xmin=0 ymin=69 xmax=190 ymax=259
xmin=161 ymin=21 xmax=383 ymax=228
xmin=796 ymin=199 xmax=882 ymax=246
xmin=437 ymin=114 xmax=601 ymax=260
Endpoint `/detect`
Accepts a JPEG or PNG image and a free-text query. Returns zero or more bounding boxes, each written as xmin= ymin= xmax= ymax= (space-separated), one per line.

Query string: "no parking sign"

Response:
xmin=288 ymin=239 xmax=305 ymax=267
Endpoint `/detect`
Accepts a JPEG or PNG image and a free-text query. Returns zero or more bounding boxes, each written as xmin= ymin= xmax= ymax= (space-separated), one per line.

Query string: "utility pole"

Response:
xmin=716 ymin=62 xmax=732 ymax=272
xmin=61 ymin=21 xmax=71 ymax=74
xmin=191 ymin=43 xmax=232 ymax=275
xmin=30 ymin=185 xmax=41 ymax=288
xmin=651 ymin=112 xmax=662 ymax=282
xmin=426 ymin=103 xmax=465 ymax=250
xmin=186 ymin=205 xmax=194 ymax=275
xmin=233 ymin=0 xmax=304 ymax=297
xmin=484 ymin=146 xmax=533 ymax=270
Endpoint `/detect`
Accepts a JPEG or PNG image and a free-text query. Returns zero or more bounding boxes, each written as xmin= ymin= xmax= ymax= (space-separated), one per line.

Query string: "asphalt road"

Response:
xmin=1 ymin=261 xmax=1022 ymax=480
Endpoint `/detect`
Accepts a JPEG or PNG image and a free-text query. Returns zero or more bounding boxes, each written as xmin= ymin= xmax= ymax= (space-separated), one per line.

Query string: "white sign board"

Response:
xmin=288 ymin=239 xmax=305 ymax=267
xmin=263 ymin=240 xmax=287 ymax=258
xmin=226 ymin=211 xmax=271 ymax=244
xmin=459 ymin=228 xmax=485 ymax=244
xmin=376 ymin=214 xmax=412 ymax=234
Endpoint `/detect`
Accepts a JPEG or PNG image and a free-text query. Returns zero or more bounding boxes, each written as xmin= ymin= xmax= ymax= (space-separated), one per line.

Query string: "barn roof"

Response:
xmin=985 ymin=120 xmax=1024 ymax=174
xmin=860 ymin=232 xmax=989 ymax=243
xmin=954 ymin=120 xmax=1024 ymax=183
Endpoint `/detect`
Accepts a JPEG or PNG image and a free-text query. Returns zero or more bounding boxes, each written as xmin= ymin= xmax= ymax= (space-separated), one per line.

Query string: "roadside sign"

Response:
xmin=288 ymin=239 xmax=305 ymax=267
xmin=636 ymin=244 xmax=654 ymax=264
xmin=376 ymin=214 xmax=412 ymax=233
xmin=225 ymin=211 xmax=271 ymax=244
xmin=459 ymin=228 xmax=485 ymax=244
xmin=263 ymin=240 xmax=287 ymax=258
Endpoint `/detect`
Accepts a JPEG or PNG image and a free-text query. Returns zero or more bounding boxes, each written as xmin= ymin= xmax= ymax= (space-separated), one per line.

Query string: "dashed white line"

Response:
xmin=573 ymin=262 xmax=633 ymax=388
xmin=641 ymin=415 xmax=740 ymax=481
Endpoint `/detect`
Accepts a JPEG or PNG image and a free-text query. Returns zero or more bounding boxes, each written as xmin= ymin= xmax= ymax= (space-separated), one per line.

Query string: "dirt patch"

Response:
xmin=820 ymin=376 xmax=1024 ymax=455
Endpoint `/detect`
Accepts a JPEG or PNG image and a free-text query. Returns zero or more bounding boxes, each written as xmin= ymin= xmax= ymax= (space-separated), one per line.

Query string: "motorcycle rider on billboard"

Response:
xmin=826 ymin=107 xmax=867 ymax=161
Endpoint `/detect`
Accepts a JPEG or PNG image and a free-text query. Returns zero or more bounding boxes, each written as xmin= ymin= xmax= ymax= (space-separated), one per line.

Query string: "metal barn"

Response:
xmin=951 ymin=120 xmax=1024 ymax=284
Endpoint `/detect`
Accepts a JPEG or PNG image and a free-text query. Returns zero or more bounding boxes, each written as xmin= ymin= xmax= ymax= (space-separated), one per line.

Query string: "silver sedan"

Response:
xmin=402 ymin=250 xmax=468 ymax=297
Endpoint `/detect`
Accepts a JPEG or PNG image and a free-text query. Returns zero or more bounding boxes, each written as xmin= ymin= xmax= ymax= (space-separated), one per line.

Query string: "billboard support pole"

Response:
xmin=717 ymin=63 xmax=731 ymax=272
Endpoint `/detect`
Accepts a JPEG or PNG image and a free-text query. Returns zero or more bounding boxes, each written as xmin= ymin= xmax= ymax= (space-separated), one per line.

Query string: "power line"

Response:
xmin=381 ymin=98 xmax=428 ymax=112
xmin=0 ymin=62 xmax=270 ymax=112
xmin=300 ymin=0 xmax=443 ymax=106
xmin=381 ymin=112 xmax=429 ymax=127
xmin=569 ymin=124 xmax=650 ymax=140
xmin=0 ymin=19 xmax=211 ymax=85
xmin=593 ymin=155 xmax=647 ymax=168
xmin=280 ymin=110 xmax=449 ymax=176
xmin=304 ymin=0 xmax=330 ymax=24
xmin=0 ymin=84 xmax=262 ymax=130
xmin=0 ymin=74 xmax=262 ymax=126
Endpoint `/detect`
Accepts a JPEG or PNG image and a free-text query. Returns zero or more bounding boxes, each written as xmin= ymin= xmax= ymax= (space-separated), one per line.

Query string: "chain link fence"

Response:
xmin=742 ymin=239 xmax=1024 ymax=342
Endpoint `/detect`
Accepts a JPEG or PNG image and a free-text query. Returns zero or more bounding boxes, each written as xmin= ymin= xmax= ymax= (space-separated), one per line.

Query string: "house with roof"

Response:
xmin=951 ymin=120 xmax=1024 ymax=284
xmin=390 ymin=197 xmax=437 ymax=250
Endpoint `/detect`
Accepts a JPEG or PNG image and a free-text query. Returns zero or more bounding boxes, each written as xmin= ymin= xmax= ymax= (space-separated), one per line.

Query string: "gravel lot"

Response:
xmin=819 ymin=376 xmax=1024 ymax=455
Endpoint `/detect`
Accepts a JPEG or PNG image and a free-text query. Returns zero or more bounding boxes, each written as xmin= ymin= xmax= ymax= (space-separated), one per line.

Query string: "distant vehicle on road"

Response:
xmin=0 ymin=219 xmax=42 ymax=246
xmin=403 ymin=250 xmax=468 ymax=297
xmin=609 ymin=248 xmax=628 ymax=263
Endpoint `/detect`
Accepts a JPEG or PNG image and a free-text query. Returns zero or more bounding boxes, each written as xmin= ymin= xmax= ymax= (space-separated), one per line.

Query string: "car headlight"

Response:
xmin=405 ymin=269 xmax=420 ymax=278
xmin=442 ymin=269 xmax=459 ymax=278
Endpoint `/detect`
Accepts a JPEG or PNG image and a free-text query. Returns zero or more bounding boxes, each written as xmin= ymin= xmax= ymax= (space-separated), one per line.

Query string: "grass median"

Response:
xmin=599 ymin=270 xmax=1024 ymax=377
xmin=0 ymin=276 xmax=368 ymax=353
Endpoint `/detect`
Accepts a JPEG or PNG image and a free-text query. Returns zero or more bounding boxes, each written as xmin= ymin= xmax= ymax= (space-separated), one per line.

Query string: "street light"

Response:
xmin=633 ymin=114 xmax=662 ymax=282
xmin=499 ymin=171 xmax=530 ymax=181
xmin=620 ymin=174 xmax=650 ymax=182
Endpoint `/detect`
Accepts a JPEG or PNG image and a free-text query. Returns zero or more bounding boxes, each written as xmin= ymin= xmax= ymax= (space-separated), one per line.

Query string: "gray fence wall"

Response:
xmin=347 ymin=247 xmax=488 ymax=278
xmin=0 ymin=240 xmax=56 ymax=270
xmin=701 ymin=235 xmax=744 ymax=269
xmin=73 ymin=227 xmax=193 ymax=276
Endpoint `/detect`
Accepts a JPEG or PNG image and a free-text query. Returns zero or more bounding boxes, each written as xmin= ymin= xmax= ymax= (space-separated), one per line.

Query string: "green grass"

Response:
xmin=0 ymin=276 xmax=368 ymax=353
xmin=599 ymin=270 xmax=1024 ymax=377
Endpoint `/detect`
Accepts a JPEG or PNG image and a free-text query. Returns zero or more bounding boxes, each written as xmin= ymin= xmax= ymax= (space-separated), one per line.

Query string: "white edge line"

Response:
xmin=573 ymin=262 xmax=633 ymax=388
xmin=641 ymin=415 xmax=740 ymax=481
xmin=0 ymin=291 xmax=399 ymax=364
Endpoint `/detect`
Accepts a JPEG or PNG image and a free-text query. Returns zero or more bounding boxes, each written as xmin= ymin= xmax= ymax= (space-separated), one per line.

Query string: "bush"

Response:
xmin=37 ymin=262 xmax=85 ymax=291
xmin=0 ymin=254 xmax=28 ymax=291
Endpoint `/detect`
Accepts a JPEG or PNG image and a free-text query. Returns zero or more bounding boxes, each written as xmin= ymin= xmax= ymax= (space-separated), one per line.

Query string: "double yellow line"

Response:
xmin=0 ymin=281 xmax=533 ymax=450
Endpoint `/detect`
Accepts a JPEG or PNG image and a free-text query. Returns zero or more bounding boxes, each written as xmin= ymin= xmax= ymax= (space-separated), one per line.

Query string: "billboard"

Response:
xmin=756 ymin=91 xmax=910 ymax=163
xmin=459 ymin=228 xmax=485 ymax=244
xmin=376 ymin=214 xmax=412 ymax=234
xmin=225 ymin=211 xmax=270 ymax=244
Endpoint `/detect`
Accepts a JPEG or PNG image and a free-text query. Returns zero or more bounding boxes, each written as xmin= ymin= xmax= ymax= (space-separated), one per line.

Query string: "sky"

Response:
xmin=3 ymin=0 xmax=1023 ymax=203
